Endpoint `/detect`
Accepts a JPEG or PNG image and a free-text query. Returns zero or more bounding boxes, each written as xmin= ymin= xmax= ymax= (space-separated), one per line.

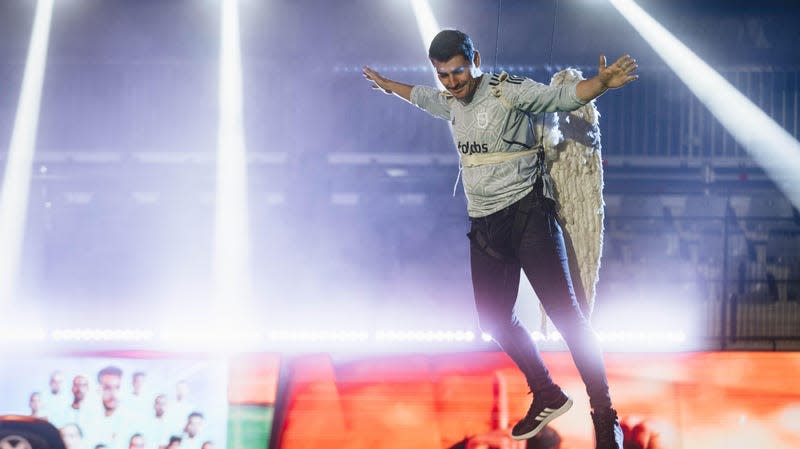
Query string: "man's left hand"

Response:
xmin=597 ymin=54 xmax=639 ymax=89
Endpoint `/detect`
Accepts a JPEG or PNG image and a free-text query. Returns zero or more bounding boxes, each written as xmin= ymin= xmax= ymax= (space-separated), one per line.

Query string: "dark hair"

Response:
xmin=188 ymin=411 xmax=205 ymax=420
xmin=97 ymin=365 xmax=123 ymax=382
xmin=428 ymin=29 xmax=475 ymax=63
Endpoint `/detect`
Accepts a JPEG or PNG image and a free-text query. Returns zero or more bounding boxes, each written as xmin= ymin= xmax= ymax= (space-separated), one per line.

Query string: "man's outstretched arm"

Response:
xmin=362 ymin=66 xmax=414 ymax=102
xmin=576 ymin=54 xmax=639 ymax=102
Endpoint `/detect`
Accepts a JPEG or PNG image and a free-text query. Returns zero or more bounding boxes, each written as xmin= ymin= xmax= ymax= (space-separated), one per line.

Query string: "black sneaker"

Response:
xmin=510 ymin=390 xmax=573 ymax=440
xmin=591 ymin=407 xmax=624 ymax=449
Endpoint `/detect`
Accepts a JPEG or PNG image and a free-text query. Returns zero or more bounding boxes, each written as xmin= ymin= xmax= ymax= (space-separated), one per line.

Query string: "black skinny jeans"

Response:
xmin=468 ymin=189 xmax=612 ymax=410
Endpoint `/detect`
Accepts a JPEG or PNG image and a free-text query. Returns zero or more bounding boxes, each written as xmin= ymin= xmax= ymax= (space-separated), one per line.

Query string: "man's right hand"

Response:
xmin=362 ymin=66 xmax=414 ymax=101
xmin=362 ymin=66 xmax=393 ymax=94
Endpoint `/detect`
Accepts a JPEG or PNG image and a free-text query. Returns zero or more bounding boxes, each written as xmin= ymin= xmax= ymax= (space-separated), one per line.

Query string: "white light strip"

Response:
xmin=2 ymin=328 xmax=688 ymax=347
xmin=51 ymin=328 xmax=155 ymax=342
xmin=375 ymin=330 xmax=475 ymax=343
xmin=409 ymin=0 xmax=441 ymax=85
xmin=335 ymin=64 xmax=557 ymax=74
xmin=0 ymin=0 xmax=54 ymax=305
xmin=268 ymin=330 xmax=370 ymax=343
xmin=161 ymin=329 xmax=262 ymax=345
xmin=215 ymin=0 xmax=252 ymax=313
xmin=531 ymin=331 xmax=562 ymax=342
xmin=609 ymin=0 xmax=800 ymax=208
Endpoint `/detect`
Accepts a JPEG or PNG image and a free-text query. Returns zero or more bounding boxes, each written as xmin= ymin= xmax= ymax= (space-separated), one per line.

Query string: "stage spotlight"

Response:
xmin=409 ymin=0 xmax=441 ymax=84
xmin=0 ymin=0 xmax=54 ymax=305
xmin=609 ymin=0 xmax=800 ymax=208
xmin=409 ymin=0 xmax=439 ymax=51
xmin=215 ymin=0 xmax=252 ymax=319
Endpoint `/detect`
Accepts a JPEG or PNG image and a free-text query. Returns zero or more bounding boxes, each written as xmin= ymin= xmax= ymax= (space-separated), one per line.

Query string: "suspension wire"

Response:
xmin=493 ymin=0 xmax=502 ymax=72
xmin=493 ymin=0 xmax=558 ymax=73
xmin=547 ymin=0 xmax=559 ymax=70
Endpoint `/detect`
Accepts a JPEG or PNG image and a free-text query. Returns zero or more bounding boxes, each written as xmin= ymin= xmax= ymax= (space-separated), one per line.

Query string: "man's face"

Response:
xmin=132 ymin=374 xmax=145 ymax=395
xmin=50 ymin=371 xmax=63 ymax=394
xmin=29 ymin=393 xmax=41 ymax=414
xmin=154 ymin=395 xmax=167 ymax=417
xmin=431 ymin=53 xmax=482 ymax=102
xmin=99 ymin=373 xmax=122 ymax=412
xmin=72 ymin=376 xmax=89 ymax=403
xmin=185 ymin=416 xmax=204 ymax=438
xmin=128 ymin=435 xmax=145 ymax=449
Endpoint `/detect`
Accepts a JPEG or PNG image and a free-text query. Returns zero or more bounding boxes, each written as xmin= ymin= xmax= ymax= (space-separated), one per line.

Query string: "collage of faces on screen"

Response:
xmin=24 ymin=366 xmax=219 ymax=449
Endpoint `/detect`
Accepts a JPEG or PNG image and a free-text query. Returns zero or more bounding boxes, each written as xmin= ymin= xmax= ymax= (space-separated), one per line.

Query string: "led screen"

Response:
xmin=0 ymin=354 xmax=229 ymax=449
xmin=275 ymin=351 xmax=800 ymax=449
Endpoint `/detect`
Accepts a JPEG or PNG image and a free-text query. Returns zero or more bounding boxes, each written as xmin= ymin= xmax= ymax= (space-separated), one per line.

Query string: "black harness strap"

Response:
xmin=469 ymin=151 xmax=548 ymax=264
xmin=509 ymin=149 xmax=548 ymax=258
xmin=470 ymin=227 xmax=514 ymax=263
xmin=510 ymin=188 xmax=536 ymax=258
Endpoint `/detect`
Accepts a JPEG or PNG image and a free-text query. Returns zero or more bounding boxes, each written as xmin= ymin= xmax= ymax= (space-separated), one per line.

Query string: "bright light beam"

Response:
xmin=409 ymin=0 xmax=441 ymax=85
xmin=0 ymin=0 xmax=54 ymax=305
xmin=609 ymin=0 xmax=800 ymax=208
xmin=215 ymin=0 xmax=252 ymax=319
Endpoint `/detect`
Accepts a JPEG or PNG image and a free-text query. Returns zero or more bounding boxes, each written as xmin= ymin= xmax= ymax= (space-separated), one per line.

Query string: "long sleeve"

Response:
xmin=410 ymin=85 xmax=453 ymax=120
xmin=504 ymin=76 xmax=587 ymax=114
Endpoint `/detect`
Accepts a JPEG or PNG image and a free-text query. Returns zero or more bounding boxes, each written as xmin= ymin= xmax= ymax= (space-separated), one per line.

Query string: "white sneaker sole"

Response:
xmin=511 ymin=397 xmax=574 ymax=440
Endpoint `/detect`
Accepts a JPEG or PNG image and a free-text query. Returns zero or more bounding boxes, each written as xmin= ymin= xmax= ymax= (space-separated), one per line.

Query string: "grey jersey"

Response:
xmin=410 ymin=72 xmax=586 ymax=217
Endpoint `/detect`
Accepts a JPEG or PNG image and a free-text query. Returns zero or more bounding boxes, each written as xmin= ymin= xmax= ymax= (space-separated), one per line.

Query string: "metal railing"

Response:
xmin=603 ymin=191 xmax=800 ymax=348
xmin=598 ymin=67 xmax=800 ymax=159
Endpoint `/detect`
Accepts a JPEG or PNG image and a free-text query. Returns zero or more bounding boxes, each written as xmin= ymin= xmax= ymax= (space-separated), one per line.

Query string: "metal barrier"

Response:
xmin=597 ymin=68 xmax=800 ymax=159
xmin=604 ymin=191 xmax=800 ymax=348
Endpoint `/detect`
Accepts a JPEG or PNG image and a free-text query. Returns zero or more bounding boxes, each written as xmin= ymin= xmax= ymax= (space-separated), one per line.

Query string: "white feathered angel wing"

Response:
xmin=546 ymin=68 xmax=605 ymax=317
